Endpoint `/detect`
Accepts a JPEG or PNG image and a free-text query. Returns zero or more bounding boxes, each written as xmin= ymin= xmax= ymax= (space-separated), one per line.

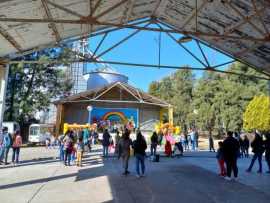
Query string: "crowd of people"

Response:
xmin=216 ymin=131 xmax=270 ymax=181
xmin=1 ymin=124 xmax=270 ymax=182
xmin=0 ymin=127 xmax=22 ymax=166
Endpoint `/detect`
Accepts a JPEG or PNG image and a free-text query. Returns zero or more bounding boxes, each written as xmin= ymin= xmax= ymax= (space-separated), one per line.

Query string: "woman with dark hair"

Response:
xmin=63 ymin=131 xmax=74 ymax=166
xmin=12 ymin=130 xmax=22 ymax=165
xmin=133 ymin=131 xmax=147 ymax=178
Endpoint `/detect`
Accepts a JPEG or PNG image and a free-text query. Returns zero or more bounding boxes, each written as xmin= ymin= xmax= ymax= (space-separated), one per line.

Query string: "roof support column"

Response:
xmin=55 ymin=104 xmax=64 ymax=136
xmin=0 ymin=63 xmax=9 ymax=129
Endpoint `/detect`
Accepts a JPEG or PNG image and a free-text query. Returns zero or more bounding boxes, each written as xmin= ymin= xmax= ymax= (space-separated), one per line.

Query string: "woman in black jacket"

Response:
xmin=133 ymin=131 xmax=147 ymax=178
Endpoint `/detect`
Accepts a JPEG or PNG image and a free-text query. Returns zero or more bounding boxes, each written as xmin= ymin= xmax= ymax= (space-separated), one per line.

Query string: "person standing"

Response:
xmin=133 ymin=131 xmax=147 ymax=178
xmin=114 ymin=129 xmax=121 ymax=155
xmin=216 ymin=141 xmax=226 ymax=177
xmin=12 ymin=130 xmax=22 ymax=165
xmin=83 ymin=128 xmax=90 ymax=152
xmin=0 ymin=127 xmax=12 ymax=165
xmin=63 ymin=131 xmax=73 ymax=166
xmin=76 ymin=137 xmax=83 ymax=167
xmin=239 ymin=136 xmax=245 ymax=158
xmin=190 ymin=129 xmax=196 ymax=151
xmin=118 ymin=129 xmax=133 ymax=175
xmin=209 ymin=135 xmax=215 ymax=152
xmin=58 ymin=134 xmax=65 ymax=162
xmin=223 ymin=131 xmax=240 ymax=180
xmin=264 ymin=133 xmax=270 ymax=173
xmin=102 ymin=129 xmax=111 ymax=157
xmin=150 ymin=131 xmax=158 ymax=156
xmin=165 ymin=139 xmax=172 ymax=157
xmin=246 ymin=132 xmax=264 ymax=173
xmin=243 ymin=135 xmax=250 ymax=158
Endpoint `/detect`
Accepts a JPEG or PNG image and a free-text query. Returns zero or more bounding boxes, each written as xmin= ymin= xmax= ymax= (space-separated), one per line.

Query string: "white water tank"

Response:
xmin=86 ymin=67 xmax=128 ymax=90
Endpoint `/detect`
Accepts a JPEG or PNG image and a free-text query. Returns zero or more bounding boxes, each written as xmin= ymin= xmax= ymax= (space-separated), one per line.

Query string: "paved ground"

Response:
xmin=0 ymin=146 xmax=270 ymax=203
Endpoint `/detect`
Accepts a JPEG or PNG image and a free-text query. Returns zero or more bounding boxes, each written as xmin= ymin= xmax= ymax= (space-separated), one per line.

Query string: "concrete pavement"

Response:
xmin=0 ymin=146 xmax=270 ymax=203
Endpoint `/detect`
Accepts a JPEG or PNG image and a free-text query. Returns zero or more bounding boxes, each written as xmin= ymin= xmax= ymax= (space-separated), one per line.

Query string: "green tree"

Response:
xmin=148 ymin=69 xmax=194 ymax=130
xmin=170 ymin=69 xmax=194 ymax=130
xmin=5 ymin=55 xmax=72 ymax=124
xmin=193 ymin=72 xmax=221 ymax=136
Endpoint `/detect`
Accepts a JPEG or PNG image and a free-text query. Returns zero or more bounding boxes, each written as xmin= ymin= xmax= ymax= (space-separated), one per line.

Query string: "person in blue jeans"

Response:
xmin=246 ymin=132 xmax=264 ymax=173
xmin=58 ymin=135 xmax=65 ymax=161
xmin=132 ymin=131 xmax=147 ymax=178
xmin=0 ymin=127 xmax=11 ymax=165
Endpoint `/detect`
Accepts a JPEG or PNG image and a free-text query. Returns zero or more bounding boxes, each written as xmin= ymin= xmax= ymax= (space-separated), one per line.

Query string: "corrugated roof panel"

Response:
xmin=0 ymin=0 xmax=269 ymax=75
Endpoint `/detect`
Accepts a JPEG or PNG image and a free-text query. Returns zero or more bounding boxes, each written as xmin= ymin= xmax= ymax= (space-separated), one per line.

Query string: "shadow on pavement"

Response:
xmin=1 ymin=148 xmax=270 ymax=203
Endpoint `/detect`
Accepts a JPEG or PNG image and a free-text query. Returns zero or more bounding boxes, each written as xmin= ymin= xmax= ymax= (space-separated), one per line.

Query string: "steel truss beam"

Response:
xmin=155 ymin=23 xmax=208 ymax=68
xmin=92 ymin=0 xmax=104 ymax=16
xmin=157 ymin=19 xmax=270 ymax=78
xmin=225 ymin=0 xmax=266 ymax=37
xmin=0 ymin=17 xmax=269 ymax=42
xmin=94 ymin=0 xmax=129 ymax=19
xmin=41 ymin=0 xmax=61 ymax=43
xmin=181 ymin=0 xmax=209 ymax=29
xmin=0 ymin=26 xmax=22 ymax=52
xmin=6 ymin=17 xmax=150 ymax=59
xmin=216 ymin=4 xmax=267 ymax=43
xmin=46 ymin=0 xmax=83 ymax=18
xmin=6 ymin=59 xmax=270 ymax=81
xmin=251 ymin=0 xmax=270 ymax=37
xmin=94 ymin=22 xmax=151 ymax=59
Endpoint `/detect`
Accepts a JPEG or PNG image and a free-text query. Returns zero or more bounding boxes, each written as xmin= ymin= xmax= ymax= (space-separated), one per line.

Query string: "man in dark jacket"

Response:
xmin=150 ymin=131 xmax=158 ymax=156
xmin=247 ymin=132 xmax=264 ymax=173
xmin=118 ymin=129 xmax=133 ymax=175
xmin=223 ymin=131 xmax=240 ymax=180
xmin=102 ymin=129 xmax=111 ymax=157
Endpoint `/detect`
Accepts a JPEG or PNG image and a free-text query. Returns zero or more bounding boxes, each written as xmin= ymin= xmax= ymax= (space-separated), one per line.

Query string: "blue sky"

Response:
xmin=85 ymin=25 xmax=233 ymax=91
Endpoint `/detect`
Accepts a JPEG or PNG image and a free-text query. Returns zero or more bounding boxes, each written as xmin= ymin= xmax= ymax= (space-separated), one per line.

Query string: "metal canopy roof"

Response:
xmin=0 ymin=0 xmax=270 ymax=75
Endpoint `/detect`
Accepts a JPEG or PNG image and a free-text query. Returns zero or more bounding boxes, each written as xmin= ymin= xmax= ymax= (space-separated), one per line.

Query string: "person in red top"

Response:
xmin=12 ymin=130 xmax=22 ymax=165
xmin=165 ymin=140 xmax=172 ymax=157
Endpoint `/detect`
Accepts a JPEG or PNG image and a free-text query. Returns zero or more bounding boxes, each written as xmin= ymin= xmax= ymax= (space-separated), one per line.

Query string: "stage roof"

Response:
xmin=54 ymin=81 xmax=170 ymax=107
xmin=0 ymin=0 xmax=270 ymax=75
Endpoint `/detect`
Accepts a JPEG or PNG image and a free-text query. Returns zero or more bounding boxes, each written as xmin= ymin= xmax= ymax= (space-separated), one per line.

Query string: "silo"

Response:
xmin=86 ymin=67 xmax=128 ymax=90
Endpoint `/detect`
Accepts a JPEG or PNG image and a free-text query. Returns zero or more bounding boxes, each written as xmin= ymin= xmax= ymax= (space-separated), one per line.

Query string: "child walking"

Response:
xmin=76 ymin=138 xmax=83 ymax=167
xmin=216 ymin=141 xmax=226 ymax=176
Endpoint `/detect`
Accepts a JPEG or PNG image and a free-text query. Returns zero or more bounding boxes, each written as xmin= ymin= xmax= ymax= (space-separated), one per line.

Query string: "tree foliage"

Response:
xmin=4 ymin=48 xmax=73 ymax=124
xmin=148 ymin=62 xmax=268 ymax=136
xmin=243 ymin=95 xmax=270 ymax=132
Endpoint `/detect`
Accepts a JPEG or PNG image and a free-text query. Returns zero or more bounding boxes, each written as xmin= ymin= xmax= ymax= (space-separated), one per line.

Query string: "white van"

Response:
xmin=28 ymin=124 xmax=55 ymax=144
xmin=2 ymin=122 xmax=20 ymax=134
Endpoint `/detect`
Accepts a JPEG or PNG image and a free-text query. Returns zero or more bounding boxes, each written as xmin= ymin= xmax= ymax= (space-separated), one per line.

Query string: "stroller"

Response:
xmin=173 ymin=142 xmax=184 ymax=158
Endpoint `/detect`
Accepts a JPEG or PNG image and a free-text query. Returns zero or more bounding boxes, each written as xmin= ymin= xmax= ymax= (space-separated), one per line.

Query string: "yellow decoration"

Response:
xmin=63 ymin=123 xmax=97 ymax=134
xmin=243 ymin=95 xmax=270 ymax=132
xmin=169 ymin=105 xmax=174 ymax=125
xmin=154 ymin=122 xmax=181 ymax=135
